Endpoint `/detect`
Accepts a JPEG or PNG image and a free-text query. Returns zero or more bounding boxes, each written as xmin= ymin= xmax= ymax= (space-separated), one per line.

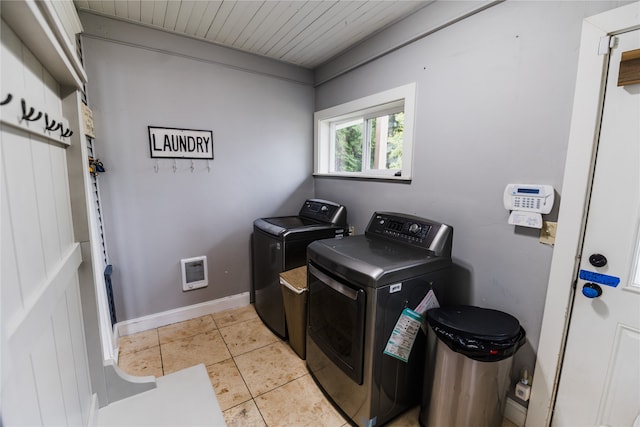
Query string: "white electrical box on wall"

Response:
xmin=503 ymin=184 xmax=555 ymax=213
xmin=503 ymin=184 xmax=555 ymax=229
xmin=181 ymin=256 xmax=208 ymax=291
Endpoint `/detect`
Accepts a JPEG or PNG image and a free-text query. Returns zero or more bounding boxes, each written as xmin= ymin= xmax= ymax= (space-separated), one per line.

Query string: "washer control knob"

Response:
xmin=409 ymin=223 xmax=421 ymax=235
xmin=321 ymin=205 xmax=328 ymax=213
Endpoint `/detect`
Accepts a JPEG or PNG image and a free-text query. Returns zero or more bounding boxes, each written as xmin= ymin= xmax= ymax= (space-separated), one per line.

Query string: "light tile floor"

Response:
xmin=118 ymin=304 xmax=518 ymax=427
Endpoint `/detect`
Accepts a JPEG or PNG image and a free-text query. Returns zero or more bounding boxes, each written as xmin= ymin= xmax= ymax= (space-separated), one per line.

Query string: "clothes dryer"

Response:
xmin=252 ymin=199 xmax=347 ymax=338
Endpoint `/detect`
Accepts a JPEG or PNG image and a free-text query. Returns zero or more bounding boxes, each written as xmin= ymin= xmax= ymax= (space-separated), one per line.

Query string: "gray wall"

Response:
xmin=80 ymin=0 xmax=627 ymax=394
xmin=313 ymin=0 xmax=626 ymax=389
xmin=80 ymin=13 xmax=315 ymax=321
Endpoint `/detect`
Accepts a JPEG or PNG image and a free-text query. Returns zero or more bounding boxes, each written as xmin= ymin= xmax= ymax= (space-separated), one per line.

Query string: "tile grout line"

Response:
xmin=220 ymin=325 xmax=270 ymax=426
xmin=157 ymin=328 xmax=166 ymax=376
xmin=210 ymin=314 xmax=266 ymax=423
xmin=119 ymin=308 xmax=309 ymax=426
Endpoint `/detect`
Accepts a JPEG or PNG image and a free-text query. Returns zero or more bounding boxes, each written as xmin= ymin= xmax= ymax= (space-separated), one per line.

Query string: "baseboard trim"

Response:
xmin=504 ymin=397 xmax=528 ymax=426
xmin=114 ymin=292 xmax=251 ymax=339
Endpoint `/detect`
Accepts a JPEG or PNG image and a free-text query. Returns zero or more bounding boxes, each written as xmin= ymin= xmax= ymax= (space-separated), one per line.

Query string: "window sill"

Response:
xmin=313 ymin=172 xmax=412 ymax=183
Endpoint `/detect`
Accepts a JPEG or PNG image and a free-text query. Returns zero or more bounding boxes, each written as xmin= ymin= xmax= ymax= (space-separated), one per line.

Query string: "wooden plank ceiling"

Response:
xmin=73 ymin=1 xmax=432 ymax=69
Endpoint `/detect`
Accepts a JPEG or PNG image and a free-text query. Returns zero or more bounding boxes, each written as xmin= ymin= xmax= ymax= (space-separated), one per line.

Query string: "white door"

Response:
xmin=553 ymin=29 xmax=640 ymax=426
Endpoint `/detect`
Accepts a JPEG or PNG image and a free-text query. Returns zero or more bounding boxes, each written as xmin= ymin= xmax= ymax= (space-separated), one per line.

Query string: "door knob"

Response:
xmin=589 ymin=253 xmax=608 ymax=267
xmin=582 ymin=283 xmax=603 ymax=298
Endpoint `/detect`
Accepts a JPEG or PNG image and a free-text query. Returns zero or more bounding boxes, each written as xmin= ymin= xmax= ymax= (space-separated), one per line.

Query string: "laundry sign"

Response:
xmin=148 ymin=126 xmax=213 ymax=159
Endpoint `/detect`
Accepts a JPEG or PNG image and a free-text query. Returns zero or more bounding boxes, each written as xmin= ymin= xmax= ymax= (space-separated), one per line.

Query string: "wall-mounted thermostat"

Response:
xmin=181 ymin=256 xmax=208 ymax=291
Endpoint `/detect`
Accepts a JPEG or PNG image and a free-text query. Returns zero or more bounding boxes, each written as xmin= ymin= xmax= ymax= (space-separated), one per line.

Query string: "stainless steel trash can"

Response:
xmin=279 ymin=266 xmax=308 ymax=359
xmin=420 ymin=305 xmax=526 ymax=427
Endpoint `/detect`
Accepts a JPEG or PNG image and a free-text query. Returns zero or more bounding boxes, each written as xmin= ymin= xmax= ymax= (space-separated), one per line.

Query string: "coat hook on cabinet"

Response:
xmin=173 ymin=159 xmax=177 ymax=173
xmin=21 ymin=99 xmax=42 ymax=122
xmin=207 ymin=160 xmax=212 ymax=173
xmin=0 ymin=93 xmax=12 ymax=106
xmin=61 ymin=128 xmax=73 ymax=138
xmin=45 ymin=113 xmax=57 ymax=131
xmin=154 ymin=159 xmax=159 ymax=173
xmin=190 ymin=160 xmax=195 ymax=173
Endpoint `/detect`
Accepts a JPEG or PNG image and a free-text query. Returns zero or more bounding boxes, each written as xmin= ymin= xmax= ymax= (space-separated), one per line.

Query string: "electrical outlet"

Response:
xmin=539 ymin=221 xmax=557 ymax=245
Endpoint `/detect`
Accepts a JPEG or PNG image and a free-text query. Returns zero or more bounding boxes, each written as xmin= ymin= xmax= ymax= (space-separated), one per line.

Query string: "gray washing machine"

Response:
xmin=306 ymin=212 xmax=458 ymax=427
xmin=252 ymin=199 xmax=347 ymax=338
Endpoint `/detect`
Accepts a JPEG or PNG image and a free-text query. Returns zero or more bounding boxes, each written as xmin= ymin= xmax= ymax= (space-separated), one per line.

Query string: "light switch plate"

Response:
xmin=539 ymin=221 xmax=557 ymax=245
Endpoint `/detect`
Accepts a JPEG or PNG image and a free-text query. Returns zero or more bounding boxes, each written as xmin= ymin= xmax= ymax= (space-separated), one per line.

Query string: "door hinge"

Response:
xmin=598 ymin=36 xmax=617 ymax=55
xmin=571 ymin=255 xmax=582 ymax=289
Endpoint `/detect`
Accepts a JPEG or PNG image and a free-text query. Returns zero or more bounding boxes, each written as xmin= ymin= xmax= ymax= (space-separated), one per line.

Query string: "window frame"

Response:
xmin=314 ymin=83 xmax=416 ymax=181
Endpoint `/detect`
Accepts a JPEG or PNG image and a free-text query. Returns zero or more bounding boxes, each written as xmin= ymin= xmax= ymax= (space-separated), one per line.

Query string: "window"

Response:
xmin=314 ymin=83 xmax=416 ymax=180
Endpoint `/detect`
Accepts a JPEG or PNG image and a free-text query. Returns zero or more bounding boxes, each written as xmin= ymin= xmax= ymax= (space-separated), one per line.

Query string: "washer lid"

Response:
xmin=426 ymin=305 xmax=521 ymax=341
xmin=254 ymin=216 xmax=342 ymax=237
xmin=307 ymin=235 xmax=451 ymax=287
xmin=262 ymin=216 xmax=321 ymax=229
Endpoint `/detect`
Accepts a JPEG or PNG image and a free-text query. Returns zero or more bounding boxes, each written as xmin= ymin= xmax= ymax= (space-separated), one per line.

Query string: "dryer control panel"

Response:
xmin=365 ymin=212 xmax=452 ymax=257
xmin=299 ymin=199 xmax=348 ymax=226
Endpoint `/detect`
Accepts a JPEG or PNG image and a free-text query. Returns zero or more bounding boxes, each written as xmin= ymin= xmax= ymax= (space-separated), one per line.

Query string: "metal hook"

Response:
xmin=0 ymin=93 xmax=12 ymax=106
xmin=154 ymin=160 xmax=159 ymax=173
xmin=20 ymin=99 xmax=42 ymax=122
xmin=173 ymin=159 xmax=177 ymax=173
xmin=45 ymin=114 xmax=58 ymax=131
xmin=190 ymin=160 xmax=195 ymax=173
xmin=207 ymin=160 xmax=212 ymax=173
xmin=61 ymin=128 xmax=73 ymax=138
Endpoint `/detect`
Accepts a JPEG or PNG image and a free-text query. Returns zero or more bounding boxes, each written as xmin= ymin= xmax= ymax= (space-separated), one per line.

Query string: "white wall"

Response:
xmin=313 ymin=0 xmax=629 ymax=391
xmin=1 ymin=15 xmax=93 ymax=426
xmin=80 ymin=13 xmax=316 ymax=321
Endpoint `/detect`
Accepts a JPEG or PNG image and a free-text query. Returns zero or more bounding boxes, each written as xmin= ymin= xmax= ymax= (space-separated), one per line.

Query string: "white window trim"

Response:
xmin=314 ymin=83 xmax=416 ymax=181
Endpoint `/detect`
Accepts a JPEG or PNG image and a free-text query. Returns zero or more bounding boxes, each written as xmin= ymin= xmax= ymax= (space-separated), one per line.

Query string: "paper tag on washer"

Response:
xmin=414 ymin=289 xmax=440 ymax=333
xmin=414 ymin=289 xmax=439 ymax=316
xmin=383 ymin=308 xmax=423 ymax=363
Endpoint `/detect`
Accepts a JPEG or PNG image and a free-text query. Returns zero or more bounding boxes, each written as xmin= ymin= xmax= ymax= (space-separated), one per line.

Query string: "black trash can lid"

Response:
xmin=426 ymin=305 xmax=526 ymax=362
xmin=427 ymin=305 xmax=521 ymax=341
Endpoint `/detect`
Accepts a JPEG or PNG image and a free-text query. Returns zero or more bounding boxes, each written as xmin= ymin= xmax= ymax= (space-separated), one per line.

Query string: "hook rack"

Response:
xmin=0 ymin=95 xmax=74 ymax=140
xmin=152 ymin=158 xmax=214 ymax=173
